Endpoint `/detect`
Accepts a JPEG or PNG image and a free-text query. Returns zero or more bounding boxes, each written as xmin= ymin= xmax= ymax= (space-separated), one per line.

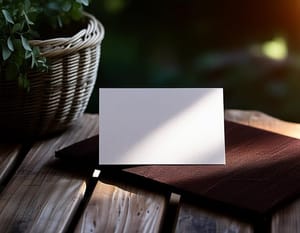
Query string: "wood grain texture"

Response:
xmin=272 ymin=198 xmax=300 ymax=233
xmin=175 ymin=203 xmax=253 ymax=233
xmin=0 ymin=144 xmax=22 ymax=186
xmin=74 ymin=181 xmax=166 ymax=233
xmin=225 ymin=109 xmax=300 ymax=139
xmin=0 ymin=114 xmax=99 ymax=233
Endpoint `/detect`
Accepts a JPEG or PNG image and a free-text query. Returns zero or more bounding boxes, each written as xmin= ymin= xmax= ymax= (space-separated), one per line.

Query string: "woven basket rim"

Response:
xmin=29 ymin=12 xmax=104 ymax=58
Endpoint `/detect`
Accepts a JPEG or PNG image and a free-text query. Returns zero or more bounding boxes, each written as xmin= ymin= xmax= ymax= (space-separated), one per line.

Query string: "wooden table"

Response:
xmin=0 ymin=110 xmax=298 ymax=233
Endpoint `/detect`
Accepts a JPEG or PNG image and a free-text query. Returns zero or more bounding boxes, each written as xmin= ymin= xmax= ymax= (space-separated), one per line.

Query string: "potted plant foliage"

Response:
xmin=0 ymin=0 xmax=104 ymax=139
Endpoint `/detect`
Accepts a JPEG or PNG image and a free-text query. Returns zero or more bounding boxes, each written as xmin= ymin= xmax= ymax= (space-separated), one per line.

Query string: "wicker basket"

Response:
xmin=0 ymin=13 xmax=104 ymax=139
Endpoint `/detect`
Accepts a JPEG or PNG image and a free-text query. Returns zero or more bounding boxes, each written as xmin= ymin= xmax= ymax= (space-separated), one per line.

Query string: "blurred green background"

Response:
xmin=86 ymin=0 xmax=300 ymax=122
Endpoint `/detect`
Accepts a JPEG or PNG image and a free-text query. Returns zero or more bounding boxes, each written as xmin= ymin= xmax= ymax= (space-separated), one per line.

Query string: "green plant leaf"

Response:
xmin=25 ymin=50 xmax=31 ymax=59
xmin=24 ymin=78 xmax=30 ymax=92
xmin=18 ymin=74 xmax=24 ymax=88
xmin=0 ymin=0 xmax=89 ymax=89
xmin=70 ymin=2 xmax=83 ymax=20
xmin=1 ymin=9 xmax=14 ymax=24
xmin=31 ymin=52 xmax=36 ymax=68
xmin=2 ymin=44 xmax=11 ymax=60
xmin=21 ymin=35 xmax=32 ymax=51
xmin=76 ymin=0 xmax=89 ymax=6
xmin=23 ymin=11 xmax=34 ymax=25
xmin=7 ymin=37 xmax=14 ymax=51
xmin=17 ymin=74 xmax=30 ymax=91
xmin=57 ymin=16 xmax=63 ymax=28
xmin=12 ymin=23 xmax=25 ymax=33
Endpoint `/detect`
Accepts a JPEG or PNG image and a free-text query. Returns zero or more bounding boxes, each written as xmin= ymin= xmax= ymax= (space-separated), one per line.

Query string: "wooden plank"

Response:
xmin=225 ymin=109 xmax=300 ymax=139
xmin=272 ymin=198 xmax=300 ymax=233
xmin=0 ymin=144 xmax=22 ymax=187
xmin=174 ymin=202 xmax=254 ymax=233
xmin=74 ymin=180 xmax=166 ymax=233
xmin=0 ymin=114 xmax=99 ymax=233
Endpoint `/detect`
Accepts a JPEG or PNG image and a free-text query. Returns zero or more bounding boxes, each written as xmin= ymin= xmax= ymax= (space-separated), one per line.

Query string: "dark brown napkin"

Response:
xmin=55 ymin=121 xmax=300 ymax=216
xmin=55 ymin=135 xmax=98 ymax=167
xmin=123 ymin=121 xmax=300 ymax=215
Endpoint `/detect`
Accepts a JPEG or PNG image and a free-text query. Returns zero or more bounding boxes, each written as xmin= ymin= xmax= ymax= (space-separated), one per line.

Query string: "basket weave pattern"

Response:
xmin=0 ymin=13 xmax=104 ymax=138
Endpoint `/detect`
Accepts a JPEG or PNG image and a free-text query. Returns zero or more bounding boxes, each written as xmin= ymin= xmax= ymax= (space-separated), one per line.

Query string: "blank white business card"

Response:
xmin=99 ymin=88 xmax=225 ymax=165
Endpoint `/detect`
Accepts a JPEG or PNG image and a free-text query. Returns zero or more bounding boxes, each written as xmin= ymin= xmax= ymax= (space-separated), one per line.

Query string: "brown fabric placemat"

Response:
xmin=122 ymin=121 xmax=300 ymax=215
